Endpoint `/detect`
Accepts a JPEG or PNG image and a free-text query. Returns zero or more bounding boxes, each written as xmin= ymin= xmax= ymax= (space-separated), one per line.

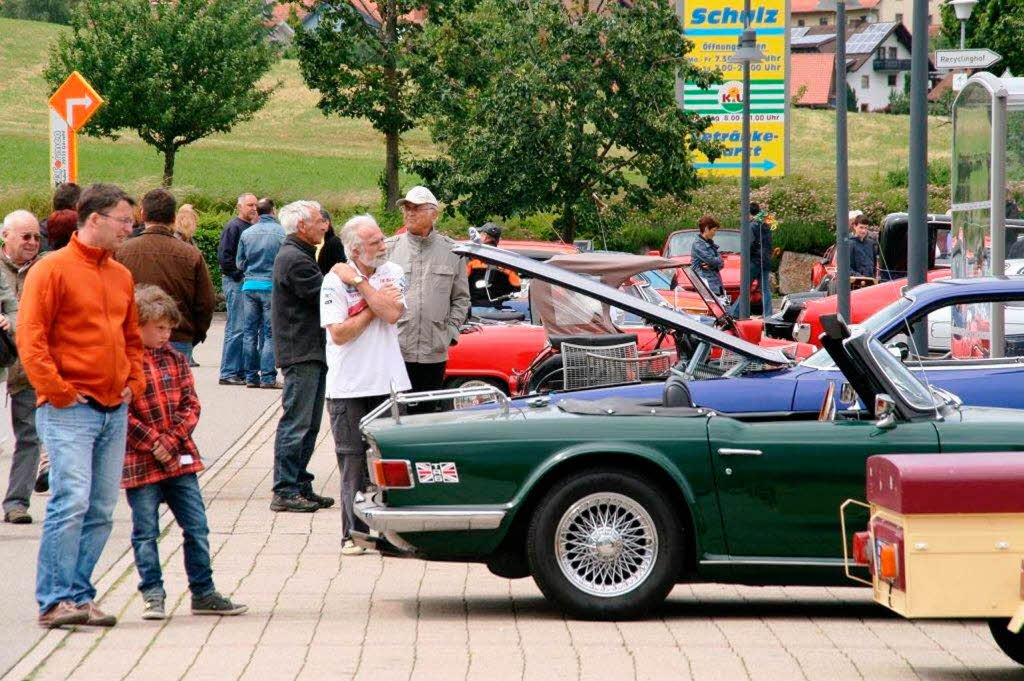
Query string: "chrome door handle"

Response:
xmin=717 ymin=448 xmax=763 ymax=456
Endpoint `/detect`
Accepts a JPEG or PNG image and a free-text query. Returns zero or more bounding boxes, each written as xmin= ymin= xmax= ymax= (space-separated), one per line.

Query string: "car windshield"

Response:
xmin=800 ymin=295 xmax=916 ymax=369
xmin=638 ymin=268 xmax=674 ymax=289
xmin=665 ymin=231 xmax=741 ymax=257
xmin=867 ymin=337 xmax=941 ymax=411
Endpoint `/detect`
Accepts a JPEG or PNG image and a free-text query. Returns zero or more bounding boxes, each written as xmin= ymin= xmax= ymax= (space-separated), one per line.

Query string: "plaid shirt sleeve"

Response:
xmin=166 ymin=350 xmax=200 ymax=447
xmin=126 ymin=357 xmax=161 ymax=455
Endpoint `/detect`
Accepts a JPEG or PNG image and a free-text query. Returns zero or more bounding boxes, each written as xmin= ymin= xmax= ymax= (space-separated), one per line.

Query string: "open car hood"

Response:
xmin=453 ymin=243 xmax=793 ymax=366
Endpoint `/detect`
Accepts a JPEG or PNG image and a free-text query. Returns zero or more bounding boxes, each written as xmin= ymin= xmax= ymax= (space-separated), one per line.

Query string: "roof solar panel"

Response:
xmin=791 ymin=26 xmax=809 ymax=38
xmin=845 ymin=21 xmax=895 ymax=54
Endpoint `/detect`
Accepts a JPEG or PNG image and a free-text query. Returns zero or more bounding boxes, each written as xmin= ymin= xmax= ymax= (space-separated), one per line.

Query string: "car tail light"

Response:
xmin=370 ymin=460 xmax=414 ymax=489
xmin=878 ymin=542 xmax=899 ymax=580
xmin=852 ymin=531 xmax=872 ymax=566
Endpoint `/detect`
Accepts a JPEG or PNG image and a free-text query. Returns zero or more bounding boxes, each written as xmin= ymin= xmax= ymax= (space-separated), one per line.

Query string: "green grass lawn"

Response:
xmin=0 ymin=15 xmax=954 ymax=218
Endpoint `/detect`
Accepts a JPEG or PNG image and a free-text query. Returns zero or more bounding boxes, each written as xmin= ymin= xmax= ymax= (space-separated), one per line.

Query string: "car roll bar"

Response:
xmin=359 ymin=383 xmax=511 ymax=429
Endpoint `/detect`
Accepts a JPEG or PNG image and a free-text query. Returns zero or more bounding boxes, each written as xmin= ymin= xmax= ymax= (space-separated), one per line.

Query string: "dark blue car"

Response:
xmin=532 ymin=278 xmax=1024 ymax=412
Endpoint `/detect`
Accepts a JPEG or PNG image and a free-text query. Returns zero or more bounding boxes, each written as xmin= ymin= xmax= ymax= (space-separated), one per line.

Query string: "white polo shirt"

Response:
xmin=319 ymin=263 xmax=412 ymax=399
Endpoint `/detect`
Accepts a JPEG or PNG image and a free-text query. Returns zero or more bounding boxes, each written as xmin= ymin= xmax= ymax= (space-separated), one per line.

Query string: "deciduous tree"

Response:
xmin=408 ymin=0 xmax=721 ymax=242
xmin=296 ymin=0 xmax=458 ymax=210
xmin=940 ymin=0 xmax=1024 ymax=77
xmin=45 ymin=0 xmax=277 ymax=186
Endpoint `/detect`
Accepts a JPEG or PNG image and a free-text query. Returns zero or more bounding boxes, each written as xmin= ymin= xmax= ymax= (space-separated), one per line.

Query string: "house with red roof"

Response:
xmin=790 ymin=20 xmax=931 ymax=112
xmin=790 ymin=0 xmax=879 ymax=27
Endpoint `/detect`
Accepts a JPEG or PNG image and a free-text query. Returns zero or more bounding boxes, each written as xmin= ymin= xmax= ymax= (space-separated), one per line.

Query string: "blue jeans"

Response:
xmin=242 ymin=289 xmax=275 ymax=385
xmin=728 ymin=268 xmax=774 ymax=318
xmin=170 ymin=341 xmax=193 ymax=363
xmin=35 ymin=402 xmax=127 ymax=613
xmin=126 ymin=473 xmax=214 ymax=600
xmin=219 ymin=277 xmax=245 ymax=381
xmin=273 ymin=361 xmax=326 ymax=497
xmin=757 ymin=267 xmax=773 ymax=317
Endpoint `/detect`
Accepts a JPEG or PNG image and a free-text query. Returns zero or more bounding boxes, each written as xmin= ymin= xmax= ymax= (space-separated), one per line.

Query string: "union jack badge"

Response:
xmin=415 ymin=462 xmax=460 ymax=484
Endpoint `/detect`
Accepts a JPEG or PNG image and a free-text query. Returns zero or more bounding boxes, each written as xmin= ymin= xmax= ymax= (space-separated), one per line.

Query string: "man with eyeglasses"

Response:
xmin=1 ymin=210 xmax=44 ymax=525
xmin=385 ymin=187 xmax=469 ymax=406
xmin=18 ymin=183 xmax=146 ymax=629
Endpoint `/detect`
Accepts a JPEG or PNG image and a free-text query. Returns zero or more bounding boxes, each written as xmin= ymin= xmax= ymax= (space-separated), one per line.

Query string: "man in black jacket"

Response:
xmin=217 ymin=193 xmax=257 ymax=385
xmin=270 ymin=200 xmax=333 ymax=513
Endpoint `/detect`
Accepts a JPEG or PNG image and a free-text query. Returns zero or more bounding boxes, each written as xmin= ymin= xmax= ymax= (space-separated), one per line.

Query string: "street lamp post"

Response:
xmin=907 ymin=0 xmax=930 ymax=351
xmin=728 ymin=2 xmax=764 ymax=319
xmin=836 ymin=0 xmax=850 ymax=322
xmin=948 ymin=0 xmax=978 ymax=49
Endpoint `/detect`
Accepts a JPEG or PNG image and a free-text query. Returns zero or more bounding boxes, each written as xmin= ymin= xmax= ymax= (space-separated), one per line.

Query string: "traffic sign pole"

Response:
xmin=49 ymin=108 xmax=70 ymax=186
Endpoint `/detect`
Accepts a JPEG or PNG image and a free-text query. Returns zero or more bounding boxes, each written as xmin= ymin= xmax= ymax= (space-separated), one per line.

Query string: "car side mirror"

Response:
xmin=874 ymin=393 xmax=897 ymax=430
xmin=647 ymin=249 xmax=661 ymax=257
xmin=840 ymin=382 xmax=857 ymax=405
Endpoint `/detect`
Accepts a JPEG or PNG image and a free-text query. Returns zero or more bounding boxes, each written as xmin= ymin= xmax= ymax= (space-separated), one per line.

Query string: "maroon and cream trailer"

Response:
xmin=843 ymin=453 xmax=1024 ymax=665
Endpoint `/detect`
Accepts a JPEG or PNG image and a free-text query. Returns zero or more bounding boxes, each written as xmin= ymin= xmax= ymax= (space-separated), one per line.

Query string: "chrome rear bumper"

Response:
xmin=354 ymin=493 xmax=507 ymax=533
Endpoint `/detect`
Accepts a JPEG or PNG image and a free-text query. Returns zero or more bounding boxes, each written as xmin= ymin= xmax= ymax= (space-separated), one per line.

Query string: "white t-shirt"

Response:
xmin=320 ymin=263 xmax=412 ymax=399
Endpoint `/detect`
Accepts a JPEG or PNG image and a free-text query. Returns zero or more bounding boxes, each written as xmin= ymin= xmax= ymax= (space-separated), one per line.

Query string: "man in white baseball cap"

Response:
xmin=395 ymin=186 xmax=439 ymax=211
xmin=386 ymin=187 xmax=469 ymax=408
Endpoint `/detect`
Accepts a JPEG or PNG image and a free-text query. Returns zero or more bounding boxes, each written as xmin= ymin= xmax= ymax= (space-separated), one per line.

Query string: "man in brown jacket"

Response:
xmin=116 ymin=189 xmax=216 ymax=365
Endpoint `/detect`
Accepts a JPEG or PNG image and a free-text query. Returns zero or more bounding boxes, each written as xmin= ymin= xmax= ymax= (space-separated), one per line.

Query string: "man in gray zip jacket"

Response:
xmin=385 ymin=187 xmax=470 ymax=398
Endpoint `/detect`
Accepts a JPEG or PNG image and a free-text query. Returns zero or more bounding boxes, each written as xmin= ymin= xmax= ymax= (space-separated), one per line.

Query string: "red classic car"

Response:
xmin=444 ymin=249 xmax=814 ymax=395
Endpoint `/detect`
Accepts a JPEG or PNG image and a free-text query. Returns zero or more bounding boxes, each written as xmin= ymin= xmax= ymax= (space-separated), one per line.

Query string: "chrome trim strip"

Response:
xmin=717 ymin=448 xmax=763 ymax=456
xmin=700 ymin=556 xmax=846 ymax=567
xmin=355 ymin=496 xmax=506 ymax=532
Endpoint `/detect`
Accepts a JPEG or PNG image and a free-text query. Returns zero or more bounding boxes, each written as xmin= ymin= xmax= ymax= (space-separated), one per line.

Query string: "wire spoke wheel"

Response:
xmin=554 ymin=492 xmax=658 ymax=598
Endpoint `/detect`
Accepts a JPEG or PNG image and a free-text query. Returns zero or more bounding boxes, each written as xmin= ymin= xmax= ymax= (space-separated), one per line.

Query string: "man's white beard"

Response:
xmin=359 ymin=251 xmax=388 ymax=270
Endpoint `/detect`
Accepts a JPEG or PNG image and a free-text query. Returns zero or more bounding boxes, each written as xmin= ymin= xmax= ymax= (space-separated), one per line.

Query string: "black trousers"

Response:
xmin=404 ymin=361 xmax=447 ymax=414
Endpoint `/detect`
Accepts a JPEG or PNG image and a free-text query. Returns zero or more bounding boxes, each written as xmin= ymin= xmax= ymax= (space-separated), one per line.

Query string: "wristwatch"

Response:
xmin=351 ymin=274 xmax=365 ymax=286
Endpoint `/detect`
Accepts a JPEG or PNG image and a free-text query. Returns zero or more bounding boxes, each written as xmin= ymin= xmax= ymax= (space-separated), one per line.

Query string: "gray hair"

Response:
xmin=278 ymin=200 xmax=322 ymax=235
xmin=2 ymin=210 xmax=38 ymax=234
xmin=340 ymin=214 xmax=378 ymax=259
xmin=236 ymin=193 xmax=255 ymax=206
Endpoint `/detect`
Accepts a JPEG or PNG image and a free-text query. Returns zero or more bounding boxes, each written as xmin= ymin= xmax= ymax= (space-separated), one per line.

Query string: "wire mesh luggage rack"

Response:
xmin=561 ymin=341 xmax=673 ymax=390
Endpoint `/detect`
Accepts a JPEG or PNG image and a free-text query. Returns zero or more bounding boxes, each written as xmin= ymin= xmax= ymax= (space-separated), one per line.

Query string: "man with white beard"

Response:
xmin=320 ymin=214 xmax=408 ymax=555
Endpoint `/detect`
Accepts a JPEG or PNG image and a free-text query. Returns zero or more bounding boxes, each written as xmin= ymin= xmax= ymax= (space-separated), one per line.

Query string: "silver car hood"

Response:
xmin=453 ymin=243 xmax=793 ymax=366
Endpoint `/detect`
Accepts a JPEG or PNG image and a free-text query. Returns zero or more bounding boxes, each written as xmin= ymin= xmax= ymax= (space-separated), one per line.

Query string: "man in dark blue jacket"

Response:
xmin=749 ymin=202 xmax=773 ymax=317
xmin=216 ymin=193 xmax=257 ymax=385
xmin=849 ymin=215 xmax=877 ymax=278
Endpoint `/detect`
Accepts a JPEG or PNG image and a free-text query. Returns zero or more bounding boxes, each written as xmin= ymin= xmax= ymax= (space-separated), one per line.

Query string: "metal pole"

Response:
xmin=836 ymin=0 xmax=850 ymax=321
xmin=738 ymin=0 xmax=752 ymax=319
xmin=991 ymin=89 xmax=1008 ymax=357
xmin=907 ymin=0 xmax=929 ymax=350
xmin=675 ymin=0 xmax=685 ymax=109
xmin=960 ymin=20 xmax=966 ymax=49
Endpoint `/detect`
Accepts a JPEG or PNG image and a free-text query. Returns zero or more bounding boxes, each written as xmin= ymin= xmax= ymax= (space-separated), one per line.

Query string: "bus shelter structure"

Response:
xmin=950 ymin=73 xmax=1024 ymax=357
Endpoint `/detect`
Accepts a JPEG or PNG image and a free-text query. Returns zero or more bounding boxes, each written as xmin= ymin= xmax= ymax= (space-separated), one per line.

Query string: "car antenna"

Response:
xmin=877 ymin=240 xmax=943 ymax=420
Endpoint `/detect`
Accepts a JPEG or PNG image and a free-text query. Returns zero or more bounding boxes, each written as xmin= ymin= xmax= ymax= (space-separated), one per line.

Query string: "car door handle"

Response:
xmin=717 ymin=448 xmax=763 ymax=457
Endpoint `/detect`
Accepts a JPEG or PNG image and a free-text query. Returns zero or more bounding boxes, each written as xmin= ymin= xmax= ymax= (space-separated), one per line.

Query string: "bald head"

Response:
xmin=2 ymin=210 xmax=41 ymax=265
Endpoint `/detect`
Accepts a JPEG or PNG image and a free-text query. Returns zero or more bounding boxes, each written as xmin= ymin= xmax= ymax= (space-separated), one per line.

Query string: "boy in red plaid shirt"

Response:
xmin=123 ymin=284 xmax=247 ymax=620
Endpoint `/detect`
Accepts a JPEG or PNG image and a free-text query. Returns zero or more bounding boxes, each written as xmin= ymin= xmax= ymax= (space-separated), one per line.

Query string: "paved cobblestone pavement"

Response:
xmin=4 ymin=403 xmax=1023 ymax=680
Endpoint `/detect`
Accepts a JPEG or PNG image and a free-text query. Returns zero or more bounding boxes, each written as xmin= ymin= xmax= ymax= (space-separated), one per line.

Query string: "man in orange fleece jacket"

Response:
xmin=18 ymin=183 xmax=145 ymax=629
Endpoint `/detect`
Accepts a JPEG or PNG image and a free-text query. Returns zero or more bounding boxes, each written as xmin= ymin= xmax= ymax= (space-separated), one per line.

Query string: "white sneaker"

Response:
xmin=341 ymin=539 xmax=366 ymax=556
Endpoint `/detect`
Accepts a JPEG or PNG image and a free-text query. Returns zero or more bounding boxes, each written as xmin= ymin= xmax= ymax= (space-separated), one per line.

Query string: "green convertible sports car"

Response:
xmin=355 ymin=291 xmax=1024 ymax=619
